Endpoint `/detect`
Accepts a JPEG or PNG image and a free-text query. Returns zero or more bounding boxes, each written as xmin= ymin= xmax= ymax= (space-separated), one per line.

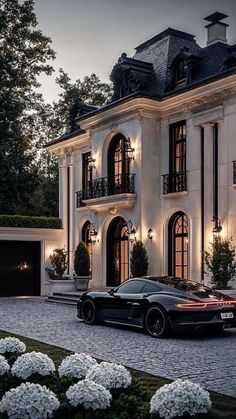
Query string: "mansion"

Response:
xmin=47 ymin=12 xmax=236 ymax=290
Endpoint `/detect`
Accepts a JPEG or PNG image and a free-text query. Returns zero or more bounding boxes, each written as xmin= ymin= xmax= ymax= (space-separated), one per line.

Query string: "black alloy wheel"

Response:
xmin=145 ymin=305 xmax=169 ymax=338
xmin=81 ymin=299 xmax=97 ymax=325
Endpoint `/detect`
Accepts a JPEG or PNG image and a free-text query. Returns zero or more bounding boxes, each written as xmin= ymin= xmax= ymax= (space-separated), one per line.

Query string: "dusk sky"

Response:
xmin=35 ymin=0 xmax=236 ymax=103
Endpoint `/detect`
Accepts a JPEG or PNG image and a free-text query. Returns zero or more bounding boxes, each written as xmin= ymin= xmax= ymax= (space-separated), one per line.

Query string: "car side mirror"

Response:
xmin=108 ymin=288 xmax=119 ymax=297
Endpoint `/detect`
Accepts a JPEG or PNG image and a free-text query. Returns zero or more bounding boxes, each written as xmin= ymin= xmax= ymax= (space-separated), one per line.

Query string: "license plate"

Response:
xmin=220 ymin=312 xmax=234 ymax=319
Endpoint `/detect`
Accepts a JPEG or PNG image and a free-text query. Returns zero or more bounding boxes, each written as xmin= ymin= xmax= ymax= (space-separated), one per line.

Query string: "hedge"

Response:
xmin=0 ymin=215 xmax=62 ymax=229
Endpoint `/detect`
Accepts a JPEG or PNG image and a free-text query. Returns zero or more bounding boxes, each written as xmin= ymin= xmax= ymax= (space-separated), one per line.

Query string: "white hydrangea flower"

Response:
xmin=66 ymin=379 xmax=111 ymax=410
xmin=0 ymin=337 xmax=26 ymax=354
xmin=11 ymin=352 xmax=55 ymax=379
xmin=58 ymin=353 xmax=97 ymax=379
xmin=0 ymin=382 xmax=60 ymax=419
xmin=0 ymin=355 xmax=10 ymax=375
xmin=150 ymin=379 xmax=212 ymax=419
xmin=86 ymin=361 xmax=132 ymax=389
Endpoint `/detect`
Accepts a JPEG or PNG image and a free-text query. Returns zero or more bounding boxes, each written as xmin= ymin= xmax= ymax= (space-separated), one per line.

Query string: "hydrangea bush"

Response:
xmin=150 ymin=379 xmax=212 ymax=419
xmin=58 ymin=353 xmax=97 ymax=379
xmin=0 ymin=355 xmax=10 ymax=376
xmin=66 ymin=379 xmax=111 ymax=410
xmin=0 ymin=337 xmax=26 ymax=355
xmin=86 ymin=361 xmax=132 ymax=389
xmin=0 ymin=382 xmax=60 ymax=419
xmin=11 ymin=352 xmax=55 ymax=379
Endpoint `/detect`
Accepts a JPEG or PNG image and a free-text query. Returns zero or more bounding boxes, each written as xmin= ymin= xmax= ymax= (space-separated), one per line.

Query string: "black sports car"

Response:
xmin=77 ymin=276 xmax=236 ymax=337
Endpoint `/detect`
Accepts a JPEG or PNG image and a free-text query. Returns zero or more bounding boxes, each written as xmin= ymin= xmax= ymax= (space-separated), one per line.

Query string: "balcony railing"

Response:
xmin=162 ymin=171 xmax=187 ymax=195
xmin=233 ymin=161 xmax=236 ymax=185
xmin=76 ymin=173 xmax=135 ymax=208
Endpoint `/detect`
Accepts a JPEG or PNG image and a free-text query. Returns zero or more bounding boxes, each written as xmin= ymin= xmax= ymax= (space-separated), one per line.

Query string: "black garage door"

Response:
xmin=0 ymin=241 xmax=41 ymax=297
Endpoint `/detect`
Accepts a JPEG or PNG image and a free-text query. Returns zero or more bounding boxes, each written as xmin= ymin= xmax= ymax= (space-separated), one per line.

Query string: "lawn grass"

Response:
xmin=0 ymin=330 xmax=235 ymax=418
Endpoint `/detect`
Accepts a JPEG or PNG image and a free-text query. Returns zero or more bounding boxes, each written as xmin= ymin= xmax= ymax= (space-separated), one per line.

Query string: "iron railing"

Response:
xmin=76 ymin=173 xmax=135 ymax=208
xmin=162 ymin=171 xmax=187 ymax=194
xmin=233 ymin=161 xmax=236 ymax=185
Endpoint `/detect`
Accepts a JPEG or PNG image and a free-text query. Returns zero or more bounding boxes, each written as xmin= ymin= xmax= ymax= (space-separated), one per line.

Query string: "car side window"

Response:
xmin=142 ymin=282 xmax=161 ymax=293
xmin=116 ymin=280 xmax=145 ymax=294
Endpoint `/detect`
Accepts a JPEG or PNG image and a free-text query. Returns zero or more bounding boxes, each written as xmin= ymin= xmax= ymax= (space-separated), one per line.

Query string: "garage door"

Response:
xmin=0 ymin=241 xmax=41 ymax=297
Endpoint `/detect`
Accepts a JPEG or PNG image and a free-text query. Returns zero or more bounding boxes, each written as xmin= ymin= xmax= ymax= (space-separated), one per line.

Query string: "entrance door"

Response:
xmin=107 ymin=217 xmax=129 ymax=287
xmin=0 ymin=241 xmax=41 ymax=296
xmin=168 ymin=212 xmax=189 ymax=279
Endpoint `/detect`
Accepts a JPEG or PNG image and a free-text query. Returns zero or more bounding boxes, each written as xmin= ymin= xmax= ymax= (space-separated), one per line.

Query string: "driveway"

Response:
xmin=0 ymin=297 xmax=235 ymax=398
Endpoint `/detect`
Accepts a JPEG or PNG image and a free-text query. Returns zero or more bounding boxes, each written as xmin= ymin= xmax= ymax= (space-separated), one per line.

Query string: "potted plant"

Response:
xmin=45 ymin=248 xmax=75 ymax=294
xmin=74 ymin=241 xmax=90 ymax=291
xmin=130 ymin=241 xmax=149 ymax=277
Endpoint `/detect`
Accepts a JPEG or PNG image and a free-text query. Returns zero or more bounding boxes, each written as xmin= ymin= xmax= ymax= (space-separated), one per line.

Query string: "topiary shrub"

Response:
xmin=204 ymin=237 xmax=236 ymax=289
xmin=130 ymin=241 xmax=148 ymax=277
xmin=74 ymin=242 xmax=90 ymax=277
xmin=0 ymin=215 xmax=62 ymax=229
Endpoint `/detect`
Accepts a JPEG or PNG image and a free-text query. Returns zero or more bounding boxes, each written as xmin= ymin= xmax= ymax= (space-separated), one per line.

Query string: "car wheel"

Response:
xmin=81 ymin=299 xmax=98 ymax=325
xmin=145 ymin=305 xmax=169 ymax=338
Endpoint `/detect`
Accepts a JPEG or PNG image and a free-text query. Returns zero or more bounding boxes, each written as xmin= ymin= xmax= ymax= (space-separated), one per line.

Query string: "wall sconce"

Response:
xmin=18 ymin=261 xmax=30 ymax=271
xmin=127 ymin=220 xmax=136 ymax=243
xmin=212 ymin=216 xmax=222 ymax=238
xmin=126 ymin=137 xmax=135 ymax=161
xmin=90 ymin=224 xmax=99 ymax=245
xmin=147 ymin=228 xmax=154 ymax=240
xmin=88 ymin=154 xmax=96 ymax=170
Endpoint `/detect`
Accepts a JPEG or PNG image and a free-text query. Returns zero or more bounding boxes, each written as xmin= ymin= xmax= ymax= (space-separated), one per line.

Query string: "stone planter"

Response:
xmin=74 ymin=276 xmax=90 ymax=291
xmin=46 ymin=279 xmax=76 ymax=295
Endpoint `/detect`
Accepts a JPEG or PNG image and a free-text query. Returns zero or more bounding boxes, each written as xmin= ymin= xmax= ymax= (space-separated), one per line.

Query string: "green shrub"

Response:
xmin=0 ymin=214 xmax=62 ymax=229
xmin=46 ymin=248 xmax=68 ymax=280
xmin=130 ymin=241 xmax=149 ymax=277
xmin=74 ymin=242 xmax=90 ymax=276
xmin=204 ymin=237 xmax=236 ymax=289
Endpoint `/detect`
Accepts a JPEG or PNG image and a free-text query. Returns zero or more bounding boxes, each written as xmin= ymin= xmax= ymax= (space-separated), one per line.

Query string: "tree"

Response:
xmin=0 ymin=0 xmax=55 ymax=214
xmin=130 ymin=241 xmax=149 ymax=278
xmin=74 ymin=242 xmax=90 ymax=277
xmin=204 ymin=237 xmax=236 ymax=289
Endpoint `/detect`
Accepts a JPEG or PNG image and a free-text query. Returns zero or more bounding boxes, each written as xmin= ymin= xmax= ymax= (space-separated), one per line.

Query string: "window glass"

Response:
xmin=142 ymin=282 xmax=161 ymax=293
xmin=116 ymin=280 xmax=144 ymax=294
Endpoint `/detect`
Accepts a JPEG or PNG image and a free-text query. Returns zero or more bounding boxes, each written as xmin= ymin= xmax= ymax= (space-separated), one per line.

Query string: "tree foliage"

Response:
xmin=204 ymin=237 xmax=236 ymax=289
xmin=130 ymin=241 xmax=149 ymax=278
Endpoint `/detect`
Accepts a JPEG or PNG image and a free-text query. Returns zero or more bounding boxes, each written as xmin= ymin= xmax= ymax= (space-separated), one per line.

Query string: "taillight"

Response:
xmin=175 ymin=300 xmax=236 ymax=309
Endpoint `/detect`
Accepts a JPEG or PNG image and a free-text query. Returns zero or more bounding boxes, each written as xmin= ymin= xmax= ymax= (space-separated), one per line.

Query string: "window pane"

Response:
xmin=116 ymin=280 xmax=144 ymax=294
xmin=142 ymin=282 xmax=161 ymax=293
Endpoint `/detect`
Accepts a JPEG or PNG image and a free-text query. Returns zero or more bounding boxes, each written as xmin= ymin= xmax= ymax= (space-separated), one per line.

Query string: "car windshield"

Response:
xmin=157 ymin=277 xmax=217 ymax=298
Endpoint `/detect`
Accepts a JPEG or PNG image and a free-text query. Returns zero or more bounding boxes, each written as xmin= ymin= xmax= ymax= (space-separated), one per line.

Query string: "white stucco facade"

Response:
xmin=48 ymin=73 xmax=236 ymax=290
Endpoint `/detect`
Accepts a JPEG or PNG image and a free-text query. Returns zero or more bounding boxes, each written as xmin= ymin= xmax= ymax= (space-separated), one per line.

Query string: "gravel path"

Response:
xmin=0 ymin=297 xmax=235 ymax=398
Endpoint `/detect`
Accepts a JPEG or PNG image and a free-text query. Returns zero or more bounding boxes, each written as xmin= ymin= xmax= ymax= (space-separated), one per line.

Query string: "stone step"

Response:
xmin=45 ymin=298 xmax=77 ymax=306
xmin=45 ymin=292 xmax=81 ymax=306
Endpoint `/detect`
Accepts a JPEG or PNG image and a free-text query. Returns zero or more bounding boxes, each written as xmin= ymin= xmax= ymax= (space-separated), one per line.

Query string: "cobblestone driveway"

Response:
xmin=0 ymin=298 xmax=235 ymax=397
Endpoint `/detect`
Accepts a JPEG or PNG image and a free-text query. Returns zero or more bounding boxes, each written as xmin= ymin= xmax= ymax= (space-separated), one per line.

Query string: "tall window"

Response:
xmin=175 ymin=60 xmax=187 ymax=83
xmin=82 ymin=221 xmax=92 ymax=272
xmin=107 ymin=217 xmax=129 ymax=286
xmin=82 ymin=152 xmax=93 ymax=198
xmin=168 ymin=212 xmax=189 ymax=280
xmin=108 ymin=134 xmax=130 ymax=195
xmin=170 ymin=121 xmax=186 ymax=174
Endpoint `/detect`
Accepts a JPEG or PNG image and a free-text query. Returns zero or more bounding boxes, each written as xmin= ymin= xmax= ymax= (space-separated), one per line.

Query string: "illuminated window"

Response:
xmin=107 ymin=134 xmax=130 ymax=195
xmin=168 ymin=212 xmax=189 ymax=279
xmin=82 ymin=221 xmax=92 ymax=272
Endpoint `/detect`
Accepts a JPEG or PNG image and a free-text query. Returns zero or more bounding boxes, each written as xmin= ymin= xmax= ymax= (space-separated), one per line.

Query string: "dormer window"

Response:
xmin=175 ymin=59 xmax=188 ymax=83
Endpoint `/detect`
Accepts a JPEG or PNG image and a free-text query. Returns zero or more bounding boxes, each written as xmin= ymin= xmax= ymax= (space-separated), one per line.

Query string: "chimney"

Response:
xmin=204 ymin=12 xmax=228 ymax=46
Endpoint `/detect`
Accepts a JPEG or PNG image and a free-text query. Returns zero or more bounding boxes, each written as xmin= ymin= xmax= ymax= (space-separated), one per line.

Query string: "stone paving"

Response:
xmin=0 ymin=297 xmax=235 ymax=398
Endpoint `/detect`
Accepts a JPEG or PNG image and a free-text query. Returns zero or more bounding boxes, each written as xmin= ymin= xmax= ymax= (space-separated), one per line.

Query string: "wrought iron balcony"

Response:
xmin=233 ymin=161 xmax=236 ymax=185
xmin=162 ymin=171 xmax=187 ymax=195
xmin=76 ymin=173 xmax=135 ymax=208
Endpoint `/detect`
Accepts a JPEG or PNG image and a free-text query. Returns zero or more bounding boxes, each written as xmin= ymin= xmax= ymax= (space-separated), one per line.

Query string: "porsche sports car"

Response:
xmin=77 ymin=276 xmax=236 ymax=338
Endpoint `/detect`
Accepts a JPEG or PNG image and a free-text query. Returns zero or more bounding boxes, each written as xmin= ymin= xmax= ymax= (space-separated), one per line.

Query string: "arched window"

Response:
xmin=82 ymin=221 xmax=92 ymax=272
xmin=175 ymin=59 xmax=188 ymax=83
xmin=107 ymin=217 xmax=129 ymax=286
xmin=168 ymin=212 xmax=189 ymax=279
xmin=107 ymin=134 xmax=130 ymax=195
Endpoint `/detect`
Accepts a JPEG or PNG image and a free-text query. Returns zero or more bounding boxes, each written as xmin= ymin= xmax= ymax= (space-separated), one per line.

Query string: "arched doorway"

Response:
xmin=107 ymin=217 xmax=129 ymax=286
xmin=168 ymin=211 xmax=189 ymax=279
xmin=82 ymin=221 xmax=92 ymax=273
xmin=107 ymin=134 xmax=130 ymax=195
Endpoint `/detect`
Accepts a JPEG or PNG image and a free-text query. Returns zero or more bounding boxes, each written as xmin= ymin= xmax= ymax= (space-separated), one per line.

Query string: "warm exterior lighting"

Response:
xmin=126 ymin=137 xmax=135 ymax=160
xmin=127 ymin=220 xmax=136 ymax=243
xmin=90 ymin=224 xmax=99 ymax=245
xmin=212 ymin=216 xmax=222 ymax=237
xmin=88 ymin=154 xmax=96 ymax=169
xmin=147 ymin=228 xmax=154 ymax=240
xmin=18 ymin=261 xmax=29 ymax=271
